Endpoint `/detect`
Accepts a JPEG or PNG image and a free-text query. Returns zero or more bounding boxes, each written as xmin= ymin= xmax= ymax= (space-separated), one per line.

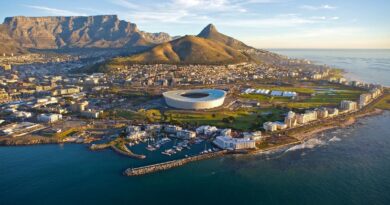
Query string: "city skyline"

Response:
xmin=0 ymin=0 xmax=389 ymax=49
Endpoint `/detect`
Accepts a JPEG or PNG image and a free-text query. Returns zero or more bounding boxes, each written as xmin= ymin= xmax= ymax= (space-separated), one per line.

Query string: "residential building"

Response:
xmin=37 ymin=113 xmax=62 ymax=123
xmin=176 ymin=130 xmax=196 ymax=139
xmin=359 ymin=93 xmax=371 ymax=108
xmin=263 ymin=121 xmax=277 ymax=132
xmin=340 ymin=100 xmax=357 ymax=111
xmin=297 ymin=110 xmax=317 ymax=124
xmin=213 ymin=136 xmax=256 ymax=150
xmin=316 ymin=108 xmax=329 ymax=119
xmin=164 ymin=125 xmax=182 ymax=133
xmin=284 ymin=111 xmax=297 ymax=128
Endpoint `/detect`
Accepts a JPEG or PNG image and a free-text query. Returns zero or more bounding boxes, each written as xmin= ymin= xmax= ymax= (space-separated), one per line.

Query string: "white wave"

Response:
xmin=285 ymin=138 xmax=326 ymax=152
xmin=329 ymin=136 xmax=341 ymax=142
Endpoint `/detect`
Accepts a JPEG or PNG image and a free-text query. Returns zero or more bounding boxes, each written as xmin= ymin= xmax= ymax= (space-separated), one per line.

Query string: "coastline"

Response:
xmin=290 ymin=108 xmax=383 ymax=141
xmin=250 ymin=108 xmax=385 ymax=156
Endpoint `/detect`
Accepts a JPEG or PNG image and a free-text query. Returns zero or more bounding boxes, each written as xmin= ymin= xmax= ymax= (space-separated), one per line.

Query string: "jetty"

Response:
xmin=124 ymin=150 xmax=227 ymax=176
xmin=111 ymin=144 xmax=146 ymax=159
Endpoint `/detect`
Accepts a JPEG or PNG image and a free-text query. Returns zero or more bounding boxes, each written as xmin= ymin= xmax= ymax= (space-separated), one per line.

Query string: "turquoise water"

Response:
xmin=270 ymin=49 xmax=390 ymax=86
xmin=1 ymin=112 xmax=390 ymax=205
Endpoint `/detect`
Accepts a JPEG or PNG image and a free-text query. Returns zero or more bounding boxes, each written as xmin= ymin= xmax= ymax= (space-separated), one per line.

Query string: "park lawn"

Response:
xmin=164 ymin=108 xmax=285 ymax=131
xmin=240 ymin=94 xmax=291 ymax=103
xmin=286 ymin=89 xmax=364 ymax=109
xmin=374 ymin=93 xmax=390 ymax=110
xmin=115 ymin=109 xmax=147 ymax=121
xmin=143 ymin=109 xmax=163 ymax=122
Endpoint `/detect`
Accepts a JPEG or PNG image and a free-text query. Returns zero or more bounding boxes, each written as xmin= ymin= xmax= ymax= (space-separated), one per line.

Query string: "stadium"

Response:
xmin=163 ymin=89 xmax=227 ymax=110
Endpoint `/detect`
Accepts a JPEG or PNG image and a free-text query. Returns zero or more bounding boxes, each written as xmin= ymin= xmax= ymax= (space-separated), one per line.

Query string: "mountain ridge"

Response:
xmin=105 ymin=24 xmax=256 ymax=66
xmin=0 ymin=15 xmax=173 ymax=53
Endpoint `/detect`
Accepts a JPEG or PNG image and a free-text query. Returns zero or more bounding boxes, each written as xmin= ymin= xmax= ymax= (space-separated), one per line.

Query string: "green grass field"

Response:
xmin=241 ymin=94 xmax=291 ymax=103
xmin=374 ymin=93 xmax=390 ymax=110
xmin=286 ymin=89 xmax=364 ymax=108
xmin=114 ymin=109 xmax=147 ymax=121
xmin=241 ymin=84 xmax=364 ymax=109
xmin=163 ymin=108 xmax=285 ymax=131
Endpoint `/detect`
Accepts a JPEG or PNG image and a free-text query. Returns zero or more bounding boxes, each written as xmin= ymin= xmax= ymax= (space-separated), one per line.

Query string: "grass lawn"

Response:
xmin=241 ymin=94 xmax=291 ymax=103
xmin=286 ymin=88 xmax=364 ymax=109
xmin=374 ymin=93 xmax=390 ymax=110
xmin=114 ymin=109 xmax=147 ymax=121
xmin=163 ymin=108 xmax=285 ymax=131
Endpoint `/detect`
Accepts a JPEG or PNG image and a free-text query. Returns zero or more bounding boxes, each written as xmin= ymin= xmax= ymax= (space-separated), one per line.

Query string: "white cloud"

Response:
xmin=24 ymin=5 xmax=86 ymax=16
xmin=111 ymin=0 xmax=140 ymax=9
xmin=300 ymin=4 xmax=337 ymax=10
xmin=216 ymin=14 xmax=339 ymax=28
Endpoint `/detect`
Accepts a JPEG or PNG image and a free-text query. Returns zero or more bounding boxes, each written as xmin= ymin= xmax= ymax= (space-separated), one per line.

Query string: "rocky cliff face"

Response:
xmin=197 ymin=23 xmax=250 ymax=50
xmin=0 ymin=15 xmax=173 ymax=50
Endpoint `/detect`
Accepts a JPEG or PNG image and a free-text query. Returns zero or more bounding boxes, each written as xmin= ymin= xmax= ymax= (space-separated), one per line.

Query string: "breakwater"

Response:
xmin=124 ymin=150 xmax=227 ymax=176
xmin=111 ymin=144 xmax=146 ymax=159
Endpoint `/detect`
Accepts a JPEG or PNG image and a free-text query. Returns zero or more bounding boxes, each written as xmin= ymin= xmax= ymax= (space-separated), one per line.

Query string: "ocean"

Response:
xmin=270 ymin=49 xmax=390 ymax=86
xmin=1 ymin=49 xmax=390 ymax=205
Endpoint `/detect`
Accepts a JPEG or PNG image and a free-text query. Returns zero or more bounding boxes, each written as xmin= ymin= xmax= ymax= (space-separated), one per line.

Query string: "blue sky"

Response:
xmin=1 ymin=0 xmax=389 ymax=48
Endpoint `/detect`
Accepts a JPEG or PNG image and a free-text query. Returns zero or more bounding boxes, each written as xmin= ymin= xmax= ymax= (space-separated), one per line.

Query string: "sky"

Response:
xmin=1 ymin=0 xmax=389 ymax=49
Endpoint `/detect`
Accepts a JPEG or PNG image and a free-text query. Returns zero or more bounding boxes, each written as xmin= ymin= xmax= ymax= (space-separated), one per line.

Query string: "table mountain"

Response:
xmin=0 ymin=15 xmax=173 ymax=52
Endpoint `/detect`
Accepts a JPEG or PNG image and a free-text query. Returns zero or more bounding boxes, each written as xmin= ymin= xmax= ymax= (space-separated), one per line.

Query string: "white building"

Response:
xmin=80 ymin=110 xmax=102 ymax=119
xmin=284 ymin=111 xmax=297 ymax=128
xmin=328 ymin=108 xmax=339 ymax=117
xmin=282 ymin=91 xmax=297 ymax=97
xmin=219 ymin=128 xmax=232 ymax=137
xmin=164 ymin=125 xmax=182 ymax=133
xmin=274 ymin=122 xmax=287 ymax=130
xmin=297 ymin=110 xmax=317 ymax=124
xmin=270 ymin=90 xmax=283 ymax=96
xmin=37 ymin=113 xmax=62 ymax=123
xmin=126 ymin=125 xmax=141 ymax=133
xmin=12 ymin=111 xmax=32 ymax=118
xmin=243 ymin=131 xmax=263 ymax=141
xmin=127 ymin=131 xmax=147 ymax=140
xmin=145 ymin=124 xmax=162 ymax=131
xmin=213 ymin=136 xmax=256 ymax=150
xmin=340 ymin=100 xmax=357 ymax=111
xmin=316 ymin=108 xmax=329 ymax=119
xmin=196 ymin=125 xmax=218 ymax=135
xmin=359 ymin=93 xmax=372 ymax=108
xmin=263 ymin=122 xmax=277 ymax=132
xmin=176 ymin=130 xmax=196 ymax=139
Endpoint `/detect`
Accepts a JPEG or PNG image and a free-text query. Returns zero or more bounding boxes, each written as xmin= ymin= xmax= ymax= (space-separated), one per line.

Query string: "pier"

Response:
xmin=124 ymin=150 xmax=227 ymax=176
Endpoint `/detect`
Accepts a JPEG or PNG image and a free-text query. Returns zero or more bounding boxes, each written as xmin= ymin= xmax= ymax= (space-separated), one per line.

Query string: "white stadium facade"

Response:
xmin=163 ymin=89 xmax=227 ymax=110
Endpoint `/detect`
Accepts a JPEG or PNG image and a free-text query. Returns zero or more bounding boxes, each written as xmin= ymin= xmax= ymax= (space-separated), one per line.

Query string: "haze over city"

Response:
xmin=1 ymin=0 xmax=389 ymax=48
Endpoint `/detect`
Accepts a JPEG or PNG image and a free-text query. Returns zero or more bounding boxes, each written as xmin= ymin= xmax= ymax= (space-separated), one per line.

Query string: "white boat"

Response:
xmin=146 ymin=145 xmax=156 ymax=151
xmin=161 ymin=151 xmax=171 ymax=156
xmin=175 ymin=146 xmax=183 ymax=151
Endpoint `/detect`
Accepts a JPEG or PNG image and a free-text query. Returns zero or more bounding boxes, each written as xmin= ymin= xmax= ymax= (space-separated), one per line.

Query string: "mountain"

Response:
xmin=0 ymin=15 xmax=173 ymax=52
xmin=197 ymin=24 xmax=287 ymax=65
xmin=197 ymin=24 xmax=250 ymax=50
xmin=106 ymin=24 xmax=254 ymax=66
xmin=0 ymin=25 xmax=26 ymax=54
xmin=113 ymin=35 xmax=249 ymax=64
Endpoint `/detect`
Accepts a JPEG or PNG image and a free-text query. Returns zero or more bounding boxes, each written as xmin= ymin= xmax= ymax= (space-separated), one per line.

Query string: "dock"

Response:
xmin=124 ymin=150 xmax=227 ymax=176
